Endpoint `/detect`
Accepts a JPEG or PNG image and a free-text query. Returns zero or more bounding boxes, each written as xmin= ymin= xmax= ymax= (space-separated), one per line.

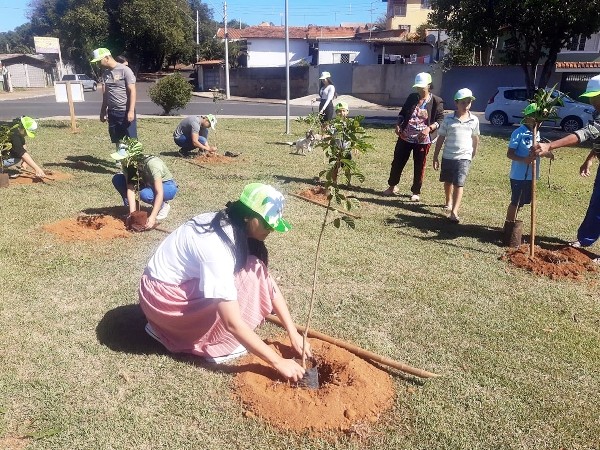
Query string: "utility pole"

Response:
xmin=196 ymin=9 xmax=199 ymax=62
xmin=223 ymin=1 xmax=230 ymax=99
xmin=285 ymin=0 xmax=290 ymax=134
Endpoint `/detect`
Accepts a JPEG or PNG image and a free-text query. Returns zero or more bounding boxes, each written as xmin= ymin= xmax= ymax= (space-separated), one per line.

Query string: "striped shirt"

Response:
xmin=438 ymin=112 xmax=480 ymax=160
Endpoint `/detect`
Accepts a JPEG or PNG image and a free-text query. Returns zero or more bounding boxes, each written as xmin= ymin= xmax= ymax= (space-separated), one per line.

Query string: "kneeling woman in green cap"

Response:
xmin=139 ymin=183 xmax=310 ymax=381
xmin=2 ymin=116 xmax=47 ymax=178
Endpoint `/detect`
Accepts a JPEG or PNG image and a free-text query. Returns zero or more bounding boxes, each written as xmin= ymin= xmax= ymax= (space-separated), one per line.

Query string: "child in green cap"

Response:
xmin=1 ymin=116 xmax=47 ymax=178
xmin=138 ymin=183 xmax=310 ymax=381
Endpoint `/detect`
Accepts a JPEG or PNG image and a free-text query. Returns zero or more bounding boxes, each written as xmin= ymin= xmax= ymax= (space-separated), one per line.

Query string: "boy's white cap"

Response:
xmin=413 ymin=72 xmax=432 ymax=88
xmin=319 ymin=71 xmax=331 ymax=80
xmin=580 ymin=74 xmax=600 ymax=98
xmin=454 ymin=88 xmax=476 ymax=101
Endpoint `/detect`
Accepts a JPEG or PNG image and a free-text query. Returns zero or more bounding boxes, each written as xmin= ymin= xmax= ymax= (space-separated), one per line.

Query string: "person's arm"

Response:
xmin=580 ymin=150 xmax=597 ymax=177
xmin=432 ymin=96 xmax=445 ymax=128
xmin=319 ymin=86 xmax=334 ymax=114
xmin=191 ymin=132 xmax=212 ymax=152
xmin=432 ymin=135 xmax=445 ymax=170
xmin=126 ymin=83 xmax=136 ymax=123
xmin=270 ymin=284 xmax=312 ymax=359
xmin=216 ymin=300 xmax=305 ymax=381
xmin=20 ymin=152 xmax=46 ymax=177
xmin=472 ymin=135 xmax=480 ymax=159
xmin=145 ymin=178 xmax=164 ymax=229
xmin=507 ymin=147 xmax=535 ymax=165
xmin=100 ymin=83 xmax=108 ymax=122
xmin=536 ymin=133 xmax=579 ymax=156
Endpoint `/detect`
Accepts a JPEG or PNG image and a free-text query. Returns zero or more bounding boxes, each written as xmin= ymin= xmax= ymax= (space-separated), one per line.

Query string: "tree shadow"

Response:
xmin=81 ymin=205 xmax=127 ymax=217
xmin=45 ymin=155 xmax=118 ymax=175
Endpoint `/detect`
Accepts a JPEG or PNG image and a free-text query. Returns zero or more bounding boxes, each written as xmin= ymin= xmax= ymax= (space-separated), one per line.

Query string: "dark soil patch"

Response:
xmin=502 ymin=244 xmax=598 ymax=280
xmin=233 ymin=337 xmax=394 ymax=434
xmin=9 ymin=170 xmax=72 ymax=185
xmin=43 ymin=214 xmax=130 ymax=241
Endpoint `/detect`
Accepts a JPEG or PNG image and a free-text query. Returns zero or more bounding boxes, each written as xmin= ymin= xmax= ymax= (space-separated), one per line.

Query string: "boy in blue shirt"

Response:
xmin=504 ymin=104 xmax=554 ymax=232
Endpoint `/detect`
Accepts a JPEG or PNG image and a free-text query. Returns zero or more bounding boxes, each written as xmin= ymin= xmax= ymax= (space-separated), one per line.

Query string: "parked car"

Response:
xmin=484 ymin=87 xmax=594 ymax=132
xmin=61 ymin=74 xmax=97 ymax=92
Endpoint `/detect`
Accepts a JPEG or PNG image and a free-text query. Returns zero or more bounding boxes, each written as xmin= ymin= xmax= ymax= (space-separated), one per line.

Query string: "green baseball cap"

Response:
xmin=91 ymin=48 xmax=111 ymax=63
xmin=205 ymin=114 xmax=217 ymax=129
xmin=20 ymin=116 xmax=38 ymax=138
xmin=239 ymin=183 xmax=291 ymax=232
xmin=335 ymin=101 xmax=349 ymax=112
xmin=580 ymin=74 xmax=600 ymax=98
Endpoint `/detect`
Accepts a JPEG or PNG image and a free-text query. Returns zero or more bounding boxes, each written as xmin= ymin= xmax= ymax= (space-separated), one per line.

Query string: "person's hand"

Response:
xmin=125 ymin=214 xmax=133 ymax=230
xmin=533 ymin=142 xmax=550 ymax=156
xmin=100 ymin=110 xmax=107 ymax=123
xmin=394 ymin=124 xmax=402 ymax=137
xmin=289 ymin=331 xmax=311 ymax=359
xmin=417 ymin=127 xmax=430 ymax=142
xmin=127 ymin=110 xmax=135 ymax=123
xmin=273 ymin=358 xmax=305 ymax=382
xmin=35 ymin=168 xmax=46 ymax=178
xmin=580 ymin=159 xmax=593 ymax=177
xmin=432 ymin=158 xmax=440 ymax=170
xmin=524 ymin=153 xmax=537 ymax=165
xmin=145 ymin=216 xmax=156 ymax=230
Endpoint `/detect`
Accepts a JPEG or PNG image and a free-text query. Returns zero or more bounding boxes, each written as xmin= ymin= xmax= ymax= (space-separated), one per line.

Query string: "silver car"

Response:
xmin=61 ymin=74 xmax=98 ymax=92
xmin=484 ymin=87 xmax=594 ymax=132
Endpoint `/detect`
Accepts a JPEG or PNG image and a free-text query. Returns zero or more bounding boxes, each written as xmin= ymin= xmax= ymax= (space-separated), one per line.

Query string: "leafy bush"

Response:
xmin=148 ymin=73 xmax=193 ymax=115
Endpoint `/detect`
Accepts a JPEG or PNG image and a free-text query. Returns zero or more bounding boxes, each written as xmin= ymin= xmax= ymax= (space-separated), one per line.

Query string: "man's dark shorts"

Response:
xmin=439 ymin=158 xmax=471 ymax=187
xmin=108 ymin=109 xmax=137 ymax=143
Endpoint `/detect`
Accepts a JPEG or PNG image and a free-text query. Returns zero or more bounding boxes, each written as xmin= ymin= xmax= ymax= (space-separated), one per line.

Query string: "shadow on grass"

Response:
xmin=385 ymin=208 xmax=567 ymax=252
xmin=81 ymin=205 xmax=127 ymax=217
xmin=45 ymin=155 xmax=118 ymax=175
xmin=159 ymin=150 xmax=184 ymax=158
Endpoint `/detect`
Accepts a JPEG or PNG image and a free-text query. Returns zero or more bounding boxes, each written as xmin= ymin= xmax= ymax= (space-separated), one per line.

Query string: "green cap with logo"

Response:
xmin=239 ymin=183 xmax=291 ymax=232
xmin=20 ymin=116 xmax=38 ymax=138
xmin=91 ymin=48 xmax=111 ymax=63
xmin=335 ymin=101 xmax=349 ymax=112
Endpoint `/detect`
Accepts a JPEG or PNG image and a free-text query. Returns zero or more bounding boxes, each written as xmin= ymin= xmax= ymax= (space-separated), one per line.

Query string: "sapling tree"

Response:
xmin=524 ymin=85 xmax=563 ymax=257
xmin=301 ymin=115 xmax=373 ymax=367
xmin=0 ymin=123 xmax=18 ymax=174
xmin=119 ymin=137 xmax=145 ymax=212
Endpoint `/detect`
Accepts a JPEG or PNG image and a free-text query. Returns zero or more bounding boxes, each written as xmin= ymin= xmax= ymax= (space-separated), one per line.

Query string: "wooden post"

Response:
xmin=529 ymin=123 xmax=538 ymax=258
xmin=65 ymin=81 xmax=77 ymax=132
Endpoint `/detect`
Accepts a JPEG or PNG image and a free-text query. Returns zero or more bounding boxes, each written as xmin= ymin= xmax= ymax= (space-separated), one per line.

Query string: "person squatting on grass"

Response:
xmin=139 ymin=183 xmax=311 ymax=381
xmin=383 ymin=72 xmax=444 ymax=202
xmin=504 ymin=103 xmax=555 ymax=232
xmin=173 ymin=114 xmax=218 ymax=157
xmin=2 ymin=116 xmax=46 ymax=178
xmin=432 ymin=88 xmax=480 ymax=223
xmin=536 ymin=74 xmax=600 ymax=262
xmin=111 ymin=146 xmax=178 ymax=229
xmin=91 ymin=48 xmax=137 ymax=152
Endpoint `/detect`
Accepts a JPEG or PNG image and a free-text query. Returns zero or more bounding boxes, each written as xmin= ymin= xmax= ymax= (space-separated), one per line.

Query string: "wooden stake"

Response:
xmin=266 ymin=314 xmax=439 ymax=379
xmin=530 ymin=123 xmax=538 ymax=258
xmin=65 ymin=81 xmax=78 ymax=132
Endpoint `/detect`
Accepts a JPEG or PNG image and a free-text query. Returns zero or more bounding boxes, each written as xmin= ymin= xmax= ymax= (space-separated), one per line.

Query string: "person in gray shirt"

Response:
xmin=91 ymin=48 xmax=137 ymax=150
xmin=173 ymin=114 xmax=217 ymax=157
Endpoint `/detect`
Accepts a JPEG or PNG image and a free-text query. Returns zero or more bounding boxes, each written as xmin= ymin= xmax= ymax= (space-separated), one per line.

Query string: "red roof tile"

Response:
xmin=556 ymin=62 xmax=600 ymax=69
xmin=217 ymin=25 xmax=363 ymax=40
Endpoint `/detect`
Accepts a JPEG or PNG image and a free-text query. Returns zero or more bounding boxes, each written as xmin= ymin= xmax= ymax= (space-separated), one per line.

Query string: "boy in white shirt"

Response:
xmin=432 ymin=88 xmax=480 ymax=223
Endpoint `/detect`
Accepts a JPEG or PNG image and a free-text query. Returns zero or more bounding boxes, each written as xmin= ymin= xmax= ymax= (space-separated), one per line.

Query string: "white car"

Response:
xmin=484 ymin=87 xmax=594 ymax=132
xmin=61 ymin=74 xmax=98 ymax=92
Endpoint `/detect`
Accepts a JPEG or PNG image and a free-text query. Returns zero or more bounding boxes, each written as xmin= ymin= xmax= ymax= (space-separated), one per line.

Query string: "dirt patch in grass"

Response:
xmin=502 ymin=245 xmax=598 ymax=280
xmin=296 ymin=185 xmax=328 ymax=203
xmin=192 ymin=153 xmax=238 ymax=164
xmin=43 ymin=214 xmax=130 ymax=241
xmin=9 ymin=170 xmax=72 ymax=185
xmin=233 ymin=337 xmax=394 ymax=434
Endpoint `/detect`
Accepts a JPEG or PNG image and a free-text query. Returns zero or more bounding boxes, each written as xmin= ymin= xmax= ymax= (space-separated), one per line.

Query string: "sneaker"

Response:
xmin=382 ymin=186 xmax=399 ymax=196
xmin=569 ymin=240 xmax=582 ymax=248
xmin=410 ymin=194 xmax=420 ymax=202
xmin=156 ymin=202 xmax=171 ymax=221
xmin=203 ymin=344 xmax=248 ymax=364
xmin=145 ymin=323 xmax=164 ymax=345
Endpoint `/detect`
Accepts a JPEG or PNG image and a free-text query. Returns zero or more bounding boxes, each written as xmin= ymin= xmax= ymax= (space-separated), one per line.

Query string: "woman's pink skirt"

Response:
xmin=139 ymin=256 xmax=277 ymax=358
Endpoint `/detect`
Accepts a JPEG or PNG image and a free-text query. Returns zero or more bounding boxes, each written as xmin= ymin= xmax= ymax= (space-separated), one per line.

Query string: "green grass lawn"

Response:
xmin=0 ymin=117 xmax=598 ymax=449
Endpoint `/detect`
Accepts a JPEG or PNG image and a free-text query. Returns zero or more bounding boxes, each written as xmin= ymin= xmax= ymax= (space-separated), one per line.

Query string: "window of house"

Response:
xmin=421 ymin=0 xmax=431 ymax=8
xmin=333 ymin=53 xmax=356 ymax=64
xmin=399 ymin=25 xmax=411 ymax=33
xmin=568 ymin=34 xmax=586 ymax=51
xmin=392 ymin=0 xmax=407 ymax=17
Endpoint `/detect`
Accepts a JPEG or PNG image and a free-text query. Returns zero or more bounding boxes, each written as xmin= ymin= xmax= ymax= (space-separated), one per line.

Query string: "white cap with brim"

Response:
xmin=205 ymin=114 xmax=217 ymax=130
xmin=413 ymin=72 xmax=432 ymax=88
xmin=319 ymin=71 xmax=331 ymax=80
xmin=110 ymin=146 xmax=129 ymax=161
xmin=454 ymin=88 xmax=476 ymax=101
xmin=91 ymin=48 xmax=111 ymax=63
xmin=580 ymin=74 xmax=600 ymax=98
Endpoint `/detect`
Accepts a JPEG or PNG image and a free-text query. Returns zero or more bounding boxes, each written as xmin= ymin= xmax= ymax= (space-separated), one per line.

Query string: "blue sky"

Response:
xmin=0 ymin=0 xmax=388 ymax=33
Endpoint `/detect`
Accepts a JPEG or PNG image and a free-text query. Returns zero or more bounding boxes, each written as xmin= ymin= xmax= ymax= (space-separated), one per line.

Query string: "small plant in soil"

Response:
xmin=119 ymin=137 xmax=147 ymax=231
xmin=300 ymin=114 xmax=373 ymax=377
xmin=0 ymin=122 xmax=19 ymax=172
xmin=524 ymin=85 xmax=564 ymax=257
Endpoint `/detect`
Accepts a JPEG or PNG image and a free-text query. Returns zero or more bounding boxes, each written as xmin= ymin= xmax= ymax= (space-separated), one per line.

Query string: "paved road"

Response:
xmin=0 ymin=82 xmax=400 ymax=122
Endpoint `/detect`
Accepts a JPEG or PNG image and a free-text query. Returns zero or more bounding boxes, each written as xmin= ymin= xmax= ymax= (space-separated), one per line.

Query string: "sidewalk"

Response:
xmin=0 ymin=87 xmax=55 ymax=101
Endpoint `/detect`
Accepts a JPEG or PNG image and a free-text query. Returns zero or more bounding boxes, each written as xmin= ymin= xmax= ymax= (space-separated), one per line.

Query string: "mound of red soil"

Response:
xmin=502 ymin=244 xmax=598 ymax=280
xmin=233 ymin=337 xmax=395 ymax=434
xmin=192 ymin=153 xmax=237 ymax=164
xmin=9 ymin=170 xmax=72 ymax=185
xmin=43 ymin=214 xmax=130 ymax=241
xmin=296 ymin=185 xmax=328 ymax=203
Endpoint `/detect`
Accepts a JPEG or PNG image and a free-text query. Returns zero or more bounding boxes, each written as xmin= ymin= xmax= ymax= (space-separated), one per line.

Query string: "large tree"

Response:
xmin=430 ymin=0 xmax=600 ymax=94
